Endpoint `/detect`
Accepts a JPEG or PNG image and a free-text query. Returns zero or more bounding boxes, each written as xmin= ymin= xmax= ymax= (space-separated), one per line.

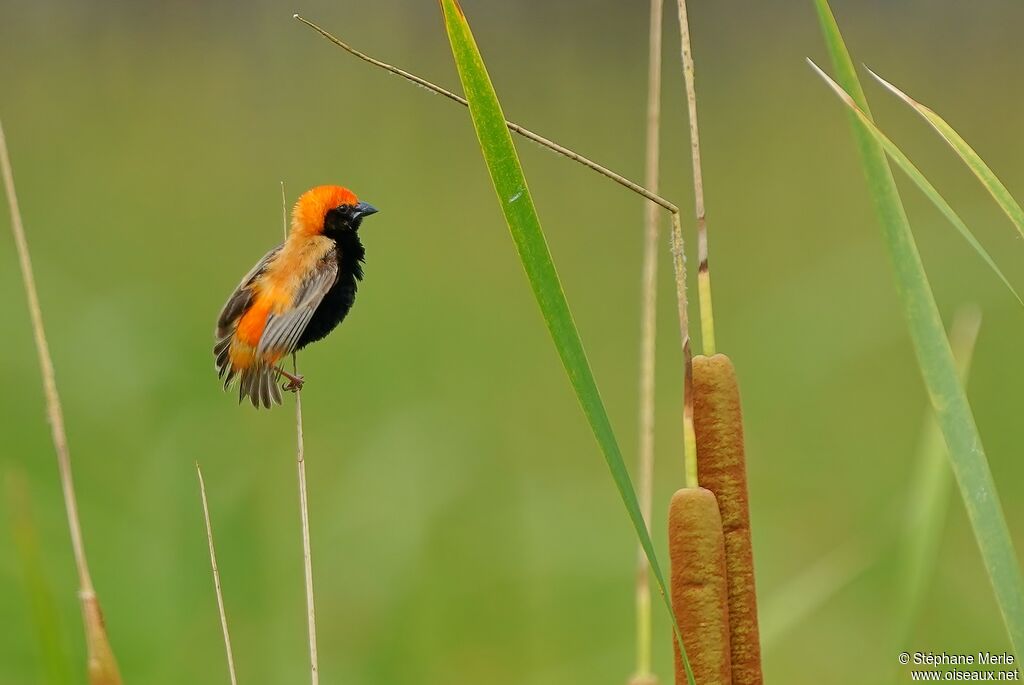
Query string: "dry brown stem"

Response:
xmin=0 ymin=120 xmax=121 ymax=684
xmin=196 ymin=463 xmax=239 ymax=685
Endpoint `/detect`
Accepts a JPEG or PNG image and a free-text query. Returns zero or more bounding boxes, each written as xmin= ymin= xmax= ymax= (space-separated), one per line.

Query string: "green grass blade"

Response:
xmin=814 ymin=0 xmax=1024 ymax=654
xmin=6 ymin=470 xmax=74 ymax=685
xmin=808 ymin=60 xmax=1023 ymax=307
xmin=868 ymin=68 xmax=1024 ymax=238
xmin=437 ymin=1 xmax=694 ymax=681
xmin=895 ymin=307 xmax=982 ymax=653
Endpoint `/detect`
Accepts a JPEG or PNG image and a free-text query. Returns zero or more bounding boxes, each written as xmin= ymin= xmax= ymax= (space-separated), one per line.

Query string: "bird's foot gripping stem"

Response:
xmin=276 ymin=366 xmax=305 ymax=392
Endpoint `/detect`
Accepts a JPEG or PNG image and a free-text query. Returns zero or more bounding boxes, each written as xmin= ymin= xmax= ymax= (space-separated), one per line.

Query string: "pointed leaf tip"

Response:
xmin=813 ymin=61 xmax=1023 ymax=308
xmin=867 ymin=67 xmax=1024 ymax=240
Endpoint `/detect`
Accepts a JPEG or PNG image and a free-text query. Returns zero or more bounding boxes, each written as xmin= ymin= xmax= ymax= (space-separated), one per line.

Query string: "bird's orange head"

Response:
xmin=291 ymin=185 xmax=378 ymax=237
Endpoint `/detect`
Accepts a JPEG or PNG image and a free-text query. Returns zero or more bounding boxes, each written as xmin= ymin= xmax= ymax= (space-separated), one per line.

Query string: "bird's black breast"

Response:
xmin=295 ymin=231 xmax=365 ymax=350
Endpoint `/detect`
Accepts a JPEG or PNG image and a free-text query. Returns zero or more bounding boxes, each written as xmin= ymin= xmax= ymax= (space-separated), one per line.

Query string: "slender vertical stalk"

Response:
xmin=295 ymin=391 xmax=318 ymax=685
xmin=633 ymin=0 xmax=664 ymax=681
xmin=674 ymin=0 xmax=716 ymax=355
xmin=283 ymin=182 xmax=319 ymax=685
xmin=669 ymin=214 xmax=698 ymax=488
xmin=0 ymin=121 xmax=121 ymax=684
xmin=196 ymin=463 xmax=239 ymax=685
xmin=1 ymin=119 xmax=93 ymax=605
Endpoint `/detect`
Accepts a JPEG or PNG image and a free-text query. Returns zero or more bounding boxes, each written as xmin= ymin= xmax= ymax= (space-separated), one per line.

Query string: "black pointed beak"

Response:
xmin=355 ymin=201 xmax=378 ymax=219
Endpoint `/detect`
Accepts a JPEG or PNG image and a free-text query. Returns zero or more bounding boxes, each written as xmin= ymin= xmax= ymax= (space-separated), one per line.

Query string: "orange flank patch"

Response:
xmin=227 ymin=340 xmax=255 ymax=369
xmin=236 ymin=298 xmax=272 ymax=347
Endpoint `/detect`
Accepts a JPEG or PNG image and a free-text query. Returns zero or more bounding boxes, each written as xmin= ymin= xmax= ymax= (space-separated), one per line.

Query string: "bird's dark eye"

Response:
xmin=323 ymin=204 xmax=356 ymax=235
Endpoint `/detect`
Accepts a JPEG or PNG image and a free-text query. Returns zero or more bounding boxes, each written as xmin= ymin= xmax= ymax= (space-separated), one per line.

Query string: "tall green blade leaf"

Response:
xmin=814 ymin=0 xmax=1024 ymax=654
xmin=437 ymin=1 xmax=694 ymax=680
xmin=808 ymin=60 xmax=1022 ymax=307
xmin=895 ymin=308 xmax=982 ymax=655
xmin=868 ymin=69 xmax=1024 ymax=238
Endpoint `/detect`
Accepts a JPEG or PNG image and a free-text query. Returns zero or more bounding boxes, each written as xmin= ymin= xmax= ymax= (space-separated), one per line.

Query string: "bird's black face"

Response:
xmin=324 ymin=201 xmax=378 ymax=237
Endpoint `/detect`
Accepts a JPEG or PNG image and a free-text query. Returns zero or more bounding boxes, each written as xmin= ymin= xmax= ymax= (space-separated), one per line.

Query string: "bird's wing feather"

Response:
xmin=256 ymin=256 xmax=339 ymax=358
xmin=215 ymin=245 xmax=283 ymax=339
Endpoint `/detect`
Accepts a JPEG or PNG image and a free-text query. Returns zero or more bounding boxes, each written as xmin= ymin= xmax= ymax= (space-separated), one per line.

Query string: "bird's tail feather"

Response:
xmin=236 ymin=362 xmax=283 ymax=409
xmin=214 ymin=335 xmax=283 ymax=409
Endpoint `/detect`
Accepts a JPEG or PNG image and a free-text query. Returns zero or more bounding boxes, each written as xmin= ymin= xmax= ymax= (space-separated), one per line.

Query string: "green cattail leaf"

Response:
xmin=814 ymin=0 xmax=1024 ymax=654
xmin=437 ymin=1 xmax=694 ymax=682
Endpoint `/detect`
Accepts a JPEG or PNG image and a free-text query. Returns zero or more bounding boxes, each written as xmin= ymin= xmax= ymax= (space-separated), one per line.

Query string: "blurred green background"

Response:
xmin=2 ymin=0 xmax=1022 ymax=683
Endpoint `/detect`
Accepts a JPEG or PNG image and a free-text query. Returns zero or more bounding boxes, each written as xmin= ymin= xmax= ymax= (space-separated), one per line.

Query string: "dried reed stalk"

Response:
xmin=673 ymin=0 xmax=715 ymax=355
xmin=632 ymin=0 xmax=664 ymax=680
xmin=196 ymin=463 xmax=239 ymax=685
xmin=283 ymin=181 xmax=319 ymax=685
xmin=0 ymin=120 xmax=122 ymax=685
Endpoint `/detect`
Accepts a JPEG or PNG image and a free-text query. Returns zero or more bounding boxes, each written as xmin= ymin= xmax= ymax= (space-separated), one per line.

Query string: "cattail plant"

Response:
xmin=667 ymin=0 xmax=764 ymax=682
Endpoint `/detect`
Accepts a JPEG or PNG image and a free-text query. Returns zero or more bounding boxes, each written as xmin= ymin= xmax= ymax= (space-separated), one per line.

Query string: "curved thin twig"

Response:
xmin=293 ymin=14 xmax=678 ymax=214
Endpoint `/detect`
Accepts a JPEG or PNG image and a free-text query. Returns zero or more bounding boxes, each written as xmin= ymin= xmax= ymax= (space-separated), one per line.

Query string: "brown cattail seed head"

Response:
xmin=693 ymin=353 xmax=763 ymax=685
xmin=669 ymin=487 xmax=732 ymax=685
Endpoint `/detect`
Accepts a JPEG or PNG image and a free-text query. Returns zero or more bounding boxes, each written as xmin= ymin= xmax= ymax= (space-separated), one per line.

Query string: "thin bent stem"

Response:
xmin=283 ymin=181 xmax=319 ymax=685
xmin=196 ymin=463 xmax=239 ymax=685
xmin=295 ymin=400 xmax=318 ymax=685
xmin=634 ymin=0 xmax=663 ymax=678
xmin=674 ymin=0 xmax=716 ymax=355
xmin=295 ymin=12 xmax=698 ymax=484
xmin=293 ymin=14 xmax=677 ymax=213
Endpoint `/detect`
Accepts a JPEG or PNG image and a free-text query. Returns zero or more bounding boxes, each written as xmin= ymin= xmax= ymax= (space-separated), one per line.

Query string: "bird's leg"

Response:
xmin=275 ymin=366 xmax=305 ymax=392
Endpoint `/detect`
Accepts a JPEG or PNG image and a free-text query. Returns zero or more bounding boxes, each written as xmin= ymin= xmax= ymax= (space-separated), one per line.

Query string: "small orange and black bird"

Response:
xmin=214 ymin=185 xmax=378 ymax=408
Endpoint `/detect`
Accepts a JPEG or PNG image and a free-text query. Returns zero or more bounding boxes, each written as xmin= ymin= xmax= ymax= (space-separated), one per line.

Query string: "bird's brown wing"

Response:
xmin=256 ymin=254 xmax=339 ymax=360
xmin=215 ymin=245 xmax=283 ymax=341
xmin=234 ymin=259 xmax=337 ymax=409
